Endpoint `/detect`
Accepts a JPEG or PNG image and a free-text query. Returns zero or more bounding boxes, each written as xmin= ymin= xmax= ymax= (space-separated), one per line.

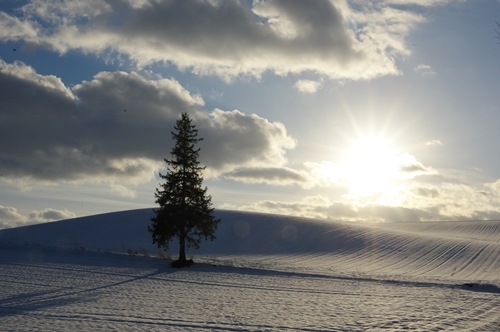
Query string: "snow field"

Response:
xmin=1 ymin=209 xmax=500 ymax=331
xmin=1 ymin=246 xmax=499 ymax=331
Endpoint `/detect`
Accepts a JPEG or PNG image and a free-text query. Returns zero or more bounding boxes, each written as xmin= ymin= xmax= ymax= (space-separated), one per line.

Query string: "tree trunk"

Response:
xmin=178 ymin=234 xmax=186 ymax=263
xmin=172 ymin=233 xmax=192 ymax=268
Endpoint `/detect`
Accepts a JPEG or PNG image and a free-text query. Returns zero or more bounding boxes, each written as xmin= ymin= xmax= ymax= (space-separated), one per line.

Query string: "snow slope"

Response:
xmin=1 ymin=209 xmax=499 ymax=331
xmin=2 ymin=209 xmax=499 ymax=282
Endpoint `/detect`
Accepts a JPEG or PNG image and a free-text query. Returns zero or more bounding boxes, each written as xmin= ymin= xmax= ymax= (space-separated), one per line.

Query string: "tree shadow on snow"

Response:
xmin=0 ymin=244 xmax=178 ymax=318
xmin=459 ymin=282 xmax=500 ymax=294
xmin=0 ymin=266 xmax=174 ymax=318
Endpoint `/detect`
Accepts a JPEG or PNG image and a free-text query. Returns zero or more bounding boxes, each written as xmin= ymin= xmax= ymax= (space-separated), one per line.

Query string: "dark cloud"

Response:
xmin=397 ymin=154 xmax=436 ymax=177
xmin=0 ymin=60 xmax=295 ymax=183
xmin=197 ymin=109 xmax=296 ymax=173
xmin=5 ymin=0 xmax=424 ymax=80
xmin=400 ymin=164 xmax=429 ymax=173
xmin=414 ymin=187 xmax=440 ymax=198
xmin=73 ymin=71 xmax=201 ymax=161
xmin=28 ymin=208 xmax=76 ymax=221
xmin=222 ymin=166 xmax=310 ymax=186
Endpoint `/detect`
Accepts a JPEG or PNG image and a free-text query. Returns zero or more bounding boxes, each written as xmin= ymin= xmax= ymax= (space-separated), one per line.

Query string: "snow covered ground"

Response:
xmin=1 ymin=209 xmax=499 ymax=331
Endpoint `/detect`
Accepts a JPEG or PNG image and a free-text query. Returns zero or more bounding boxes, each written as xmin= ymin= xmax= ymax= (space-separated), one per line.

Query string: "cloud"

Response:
xmin=198 ymin=109 xmax=296 ymax=174
xmin=222 ymin=166 xmax=312 ymax=187
xmin=413 ymin=186 xmax=440 ymax=198
xmin=414 ymin=63 xmax=436 ymax=76
xmin=383 ymin=0 xmax=454 ymax=7
xmin=28 ymin=208 xmax=76 ymax=222
xmin=220 ymin=159 xmax=343 ymax=189
xmin=230 ymin=180 xmax=500 ymax=221
xmin=0 ymin=206 xmax=76 ymax=229
xmin=347 ymin=4 xmax=425 ymax=62
xmin=304 ymin=161 xmax=339 ymax=185
xmin=0 ymin=60 xmax=296 ymax=186
xmin=0 ymin=206 xmax=26 ymax=224
xmin=229 ymin=195 xmax=438 ymax=221
xmin=227 ymin=195 xmax=336 ymax=219
xmin=216 ymin=151 xmax=435 ymax=191
xmin=484 ymin=179 xmax=500 ymax=197
xmin=224 ymin=176 xmax=500 ymax=222
xmin=293 ymin=79 xmax=323 ymax=94
xmin=1 ymin=0 xmax=439 ymax=80
xmin=110 ymin=184 xmax=137 ymax=198
xmin=425 ymin=139 xmax=442 ymax=146
xmin=0 ymin=59 xmax=73 ymax=98
xmin=357 ymin=204 xmax=437 ymax=222
xmin=397 ymin=153 xmax=437 ymax=177
xmin=0 ymin=11 xmax=38 ymax=42
xmin=469 ymin=210 xmax=500 ymax=221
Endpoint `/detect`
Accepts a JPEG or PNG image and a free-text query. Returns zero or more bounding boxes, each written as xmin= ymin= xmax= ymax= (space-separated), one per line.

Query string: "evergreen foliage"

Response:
xmin=149 ymin=113 xmax=220 ymax=267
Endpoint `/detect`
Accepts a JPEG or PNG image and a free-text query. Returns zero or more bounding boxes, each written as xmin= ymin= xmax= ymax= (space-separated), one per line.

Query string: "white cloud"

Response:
xmin=230 ymin=194 xmax=437 ymax=221
xmin=1 ymin=0 xmax=441 ymax=81
xmin=304 ymin=161 xmax=340 ymax=185
xmin=229 ymin=178 xmax=500 ymax=221
xmin=348 ymin=4 xmax=425 ymax=61
xmin=0 ymin=206 xmax=76 ymax=229
xmin=0 ymin=12 xmax=38 ymax=42
xmin=0 ymin=205 xmax=27 ymax=224
xmin=414 ymin=63 xmax=436 ymax=76
xmin=28 ymin=208 xmax=76 ymax=222
xmin=293 ymin=79 xmax=323 ymax=94
xmin=425 ymin=139 xmax=442 ymax=146
xmin=232 ymin=195 xmax=335 ymax=220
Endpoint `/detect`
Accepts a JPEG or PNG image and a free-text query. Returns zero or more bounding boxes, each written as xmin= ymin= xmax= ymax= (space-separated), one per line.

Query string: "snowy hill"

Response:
xmin=1 ymin=208 xmax=499 ymax=282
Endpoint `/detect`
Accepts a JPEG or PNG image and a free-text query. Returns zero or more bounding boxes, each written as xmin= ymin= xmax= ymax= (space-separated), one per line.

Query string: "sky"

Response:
xmin=1 ymin=0 xmax=500 ymax=228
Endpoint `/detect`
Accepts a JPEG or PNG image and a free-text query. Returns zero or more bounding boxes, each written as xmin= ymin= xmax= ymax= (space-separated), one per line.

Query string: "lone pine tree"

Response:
xmin=149 ymin=113 xmax=220 ymax=267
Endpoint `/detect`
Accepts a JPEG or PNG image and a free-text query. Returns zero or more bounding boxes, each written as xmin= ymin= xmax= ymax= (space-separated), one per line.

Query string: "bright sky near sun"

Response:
xmin=1 ymin=0 xmax=500 ymax=228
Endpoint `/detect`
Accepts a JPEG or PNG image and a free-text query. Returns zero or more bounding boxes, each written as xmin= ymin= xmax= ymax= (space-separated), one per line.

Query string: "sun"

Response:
xmin=339 ymin=136 xmax=400 ymax=197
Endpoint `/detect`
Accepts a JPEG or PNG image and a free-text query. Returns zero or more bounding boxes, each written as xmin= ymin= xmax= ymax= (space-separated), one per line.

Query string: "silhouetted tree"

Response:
xmin=149 ymin=113 xmax=220 ymax=267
